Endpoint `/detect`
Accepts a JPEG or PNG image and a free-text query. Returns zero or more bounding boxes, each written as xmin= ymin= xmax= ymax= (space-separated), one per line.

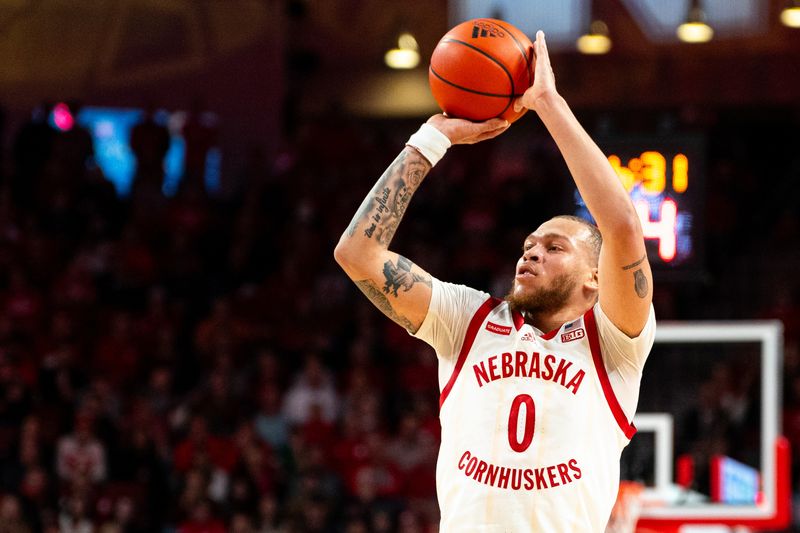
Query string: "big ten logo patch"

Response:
xmin=561 ymin=328 xmax=586 ymax=343
xmin=471 ymin=21 xmax=505 ymax=39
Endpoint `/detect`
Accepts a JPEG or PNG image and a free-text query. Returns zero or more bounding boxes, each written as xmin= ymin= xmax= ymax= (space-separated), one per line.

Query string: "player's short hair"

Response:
xmin=552 ymin=215 xmax=602 ymax=266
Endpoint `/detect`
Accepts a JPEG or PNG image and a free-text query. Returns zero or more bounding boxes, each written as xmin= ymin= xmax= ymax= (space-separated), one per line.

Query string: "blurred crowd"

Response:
xmin=0 ymin=101 xmax=798 ymax=532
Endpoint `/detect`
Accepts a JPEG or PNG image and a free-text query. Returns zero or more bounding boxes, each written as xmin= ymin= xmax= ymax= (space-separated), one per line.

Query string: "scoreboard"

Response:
xmin=575 ymin=135 xmax=705 ymax=274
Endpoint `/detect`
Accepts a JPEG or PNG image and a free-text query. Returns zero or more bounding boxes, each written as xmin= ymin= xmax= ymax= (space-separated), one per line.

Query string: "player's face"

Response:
xmin=507 ymin=218 xmax=596 ymax=312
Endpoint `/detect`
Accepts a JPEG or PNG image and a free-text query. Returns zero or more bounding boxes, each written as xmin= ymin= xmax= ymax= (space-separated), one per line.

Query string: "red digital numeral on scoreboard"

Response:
xmin=609 ymin=151 xmax=687 ymax=263
xmin=635 ymin=199 xmax=678 ymax=262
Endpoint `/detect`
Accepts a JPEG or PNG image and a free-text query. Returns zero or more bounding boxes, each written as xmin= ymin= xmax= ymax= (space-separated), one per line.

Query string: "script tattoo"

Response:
xmin=354 ymin=279 xmax=418 ymax=332
xmin=346 ymin=149 xmax=428 ymax=240
xmin=347 ymin=194 xmax=372 ymax=237
xmin=345 ymin=149 xmax=430 ymax=246
xmin=383 ymin=256 xmax=432 ymax=296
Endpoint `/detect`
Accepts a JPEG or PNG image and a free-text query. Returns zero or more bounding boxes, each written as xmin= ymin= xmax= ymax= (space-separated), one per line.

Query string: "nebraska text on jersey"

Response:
xmin=472 ymin=350 xmax=586 ymax=394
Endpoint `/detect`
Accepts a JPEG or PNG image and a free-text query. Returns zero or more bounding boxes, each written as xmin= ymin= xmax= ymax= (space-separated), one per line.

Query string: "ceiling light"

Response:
xmin=677 ymin=0 xmax=714 ymax=43
xmin=385 ymin=32 xmax=420 ymax=69
xmin=577 ymin=20 xmax=612 ymax=55
xmin=781 ymin=0 xmax=800 ymax=27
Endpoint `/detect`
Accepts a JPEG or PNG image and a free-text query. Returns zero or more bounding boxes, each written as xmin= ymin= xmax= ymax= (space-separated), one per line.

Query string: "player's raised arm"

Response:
xmin=334 ymin=115 xmax=508 ymax=333
xmin=514 ymin=31 xmax=652 ymax=337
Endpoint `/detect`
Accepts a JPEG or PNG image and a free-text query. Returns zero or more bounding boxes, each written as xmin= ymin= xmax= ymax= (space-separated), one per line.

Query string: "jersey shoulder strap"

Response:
xmin=439 ymin=296 xmax=504 ymax=409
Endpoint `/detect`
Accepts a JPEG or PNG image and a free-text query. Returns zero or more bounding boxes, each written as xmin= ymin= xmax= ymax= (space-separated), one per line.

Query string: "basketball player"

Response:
xmin=334 ymin=31 xmax=655 ymax=531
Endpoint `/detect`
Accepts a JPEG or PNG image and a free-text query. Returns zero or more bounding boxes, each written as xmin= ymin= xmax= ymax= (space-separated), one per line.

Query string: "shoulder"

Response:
xmin=593 ymin=302 xmax=655 ymax=339
xmin=430 ymin=278 xmax=492 ymax=317
xmin=592 ymin=301 xmax=656 ymax=366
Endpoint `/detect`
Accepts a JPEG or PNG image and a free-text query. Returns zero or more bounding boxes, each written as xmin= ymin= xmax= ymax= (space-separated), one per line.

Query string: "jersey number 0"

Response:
xmin=507 ymin=393 xmax=536 ymax=452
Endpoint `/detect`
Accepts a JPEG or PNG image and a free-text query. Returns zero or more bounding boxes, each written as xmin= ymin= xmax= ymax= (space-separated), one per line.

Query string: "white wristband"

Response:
xmin=406 ymin=123 xmax=452 ymax=167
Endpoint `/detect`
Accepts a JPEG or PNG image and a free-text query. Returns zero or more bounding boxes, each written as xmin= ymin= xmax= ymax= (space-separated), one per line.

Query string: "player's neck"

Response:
xmin=524 ymin=302 xmax=591 ymax=334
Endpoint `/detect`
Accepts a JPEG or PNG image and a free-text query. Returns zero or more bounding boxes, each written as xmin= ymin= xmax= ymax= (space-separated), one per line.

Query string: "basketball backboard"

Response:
xmin=620 ymin=321 xmax=790 ymax=531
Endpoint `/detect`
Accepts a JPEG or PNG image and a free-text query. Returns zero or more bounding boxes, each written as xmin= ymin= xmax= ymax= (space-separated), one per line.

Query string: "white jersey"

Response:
xmin=413 ymin=279 xmax=656 ymax=532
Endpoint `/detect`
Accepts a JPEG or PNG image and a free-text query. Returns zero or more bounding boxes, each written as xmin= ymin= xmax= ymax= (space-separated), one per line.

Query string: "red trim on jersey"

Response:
xmin=512 ymin=309 xmax=558 ymax=339
xmin=512 ymin=310 xmax=525 ymax=330
xmin=584 ymin=307 xmax=637 ymax=440
xmin=540 ymin=326 xmax=559 ymax=340
xmin=439 ymin=297 xmax=503 ymax=409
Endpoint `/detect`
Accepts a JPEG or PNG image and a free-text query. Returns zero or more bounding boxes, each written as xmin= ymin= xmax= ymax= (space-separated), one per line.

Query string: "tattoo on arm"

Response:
xmin=633 ymin=269 xmax=648 ymax=298
xmin=353 ymin=255 xmax=431 ymax=332
xmin=354 ymin=279 xmax=419 ymax=332
xmin=383 ymin=256 xmax=432 ymax=296
xmin=346 ymin=195 xmax=372 ymax=237
xmin=344 ymin=148 xmax=430 ymax=246
xmin=622 ymin=254 xmax=649 ymax=298
xmin=622 ymin=254 xmax=646 ymax=271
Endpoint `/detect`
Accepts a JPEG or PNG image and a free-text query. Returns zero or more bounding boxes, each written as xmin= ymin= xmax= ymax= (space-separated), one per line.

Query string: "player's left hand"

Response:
xmin=427 ymin=114 xmax=509 ymax=145
xmin=514 ymin=31 xmax=558 ymax=113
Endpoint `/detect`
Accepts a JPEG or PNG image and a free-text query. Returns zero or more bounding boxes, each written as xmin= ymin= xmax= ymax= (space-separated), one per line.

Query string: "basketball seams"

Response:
xmin=437 ymin=38 xmax=517 ymax=116
xmin=441 ymin=38 xmax=514 ymax=90
xmin=429 ymin=66 xmax=515 ymax=99
xmin=491 ymin=21 xmax=533 ymax=88
xmin=429 ymin=18 xmax=531 ymax=122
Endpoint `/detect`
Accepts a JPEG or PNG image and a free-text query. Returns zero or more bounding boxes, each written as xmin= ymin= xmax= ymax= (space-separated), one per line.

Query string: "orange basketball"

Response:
xmin=429 ymin=19 xmax=534 ymax=123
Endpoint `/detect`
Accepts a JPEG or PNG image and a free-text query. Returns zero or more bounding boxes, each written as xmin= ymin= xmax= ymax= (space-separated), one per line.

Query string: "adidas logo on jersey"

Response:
xmin=471 ymin=22 xmax=505 ymax=39
xmin=520 ymin=331 xmax=535 ymax=342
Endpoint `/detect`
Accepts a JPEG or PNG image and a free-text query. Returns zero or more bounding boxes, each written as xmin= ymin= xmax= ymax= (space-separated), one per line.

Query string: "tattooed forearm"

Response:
xmin=383 ymin=256 xmax=432 ymax=296
xmin=344 ymin=148 xmax=431 ymax=246
xmin=622 ymin=254 xmax=646 ymax=271
xmin=346 ymin=194 xmax=373 ymax=237
xmin=354 ymin=279 xmax=419 ymax=332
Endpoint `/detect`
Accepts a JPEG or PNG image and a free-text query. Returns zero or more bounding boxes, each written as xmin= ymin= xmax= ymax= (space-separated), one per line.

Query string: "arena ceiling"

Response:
xmin=0 ymin=0 xmax=798 ymax=113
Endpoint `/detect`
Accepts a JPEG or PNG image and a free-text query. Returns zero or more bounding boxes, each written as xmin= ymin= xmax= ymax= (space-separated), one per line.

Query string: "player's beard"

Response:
xmin=505 ymin=273 xmax=578 ymax=316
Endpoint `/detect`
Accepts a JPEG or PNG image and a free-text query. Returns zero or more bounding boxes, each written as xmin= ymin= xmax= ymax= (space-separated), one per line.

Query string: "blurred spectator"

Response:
xmin=0 ymin=351 xmax=33 ymax=431
xmin=177 ymin=500 xmax=225 ymax=533
xmin=282 ymin=353 xmax=339 ymax=426
xmin=251 ymin=348 xmax=286 ymax=390
xmin=173 ymin=414 xmax=238 ymax=474
xmin=56 ymin=413 xmax=107 ymax=486
xmin=195 ymin=368 xmax=241 ymax=436
xmin=347 ymin=433 xmax=403 ymax=502
xmin=230 ymin=512 xmax=256 ymax=533
xmin=4 ymin=267 xmax=44 ymax=336
xmin=181 ymin=98 xmax=218 ymax=192
xmin=130 ymin=103 xmax=170 ymax=194
xmin=57 ymin=495 xmax=93 ymax=533
xmin=233 ymin=420 xmax=277 ymax=495
xmin=385 ymin=411 xmax=436 ymax=479
xmin=91 ymin=310 xmax=141 ymax=391
xmin=194 ymin=296 xmax=247 ymax=360
xmin=253 ymin=382 xmax=290 ymax=452
xmin=111 ymin=421 xmax=168 ymax=527
xmin=0 ymin=494 xmax=33 ymax=533
xmin=11 ymin=102 xmax=55 ymax=208
xmin=255 ymin=494 xmax=286 ymax=533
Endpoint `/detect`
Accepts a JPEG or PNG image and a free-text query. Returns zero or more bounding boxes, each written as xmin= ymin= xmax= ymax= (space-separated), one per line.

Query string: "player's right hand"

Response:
xmin=514 ymin=30 xmax=559 ymax=113
xmin=426 ymin=114 xmax=509 ymax=145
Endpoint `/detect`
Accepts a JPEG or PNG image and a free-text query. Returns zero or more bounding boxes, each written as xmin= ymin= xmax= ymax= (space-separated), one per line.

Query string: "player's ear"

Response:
xmin=584 ymin=267 xmax=599 ymax=292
